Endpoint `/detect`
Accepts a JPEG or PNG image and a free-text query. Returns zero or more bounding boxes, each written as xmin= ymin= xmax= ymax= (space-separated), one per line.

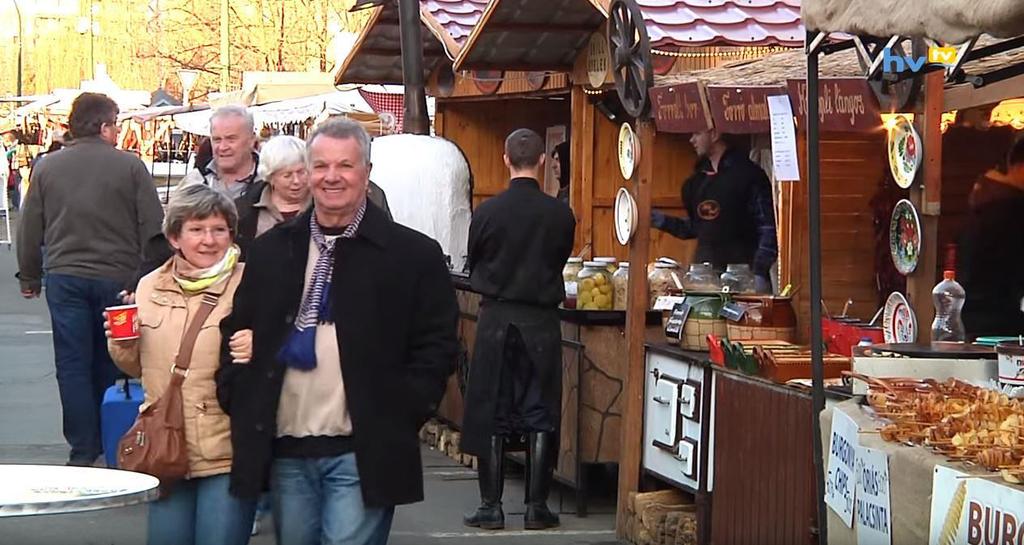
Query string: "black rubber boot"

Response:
xmin=464 ymin=436 xmax=506 ymax=530
xmin=524 ymin=431 xmax=561 ymax=530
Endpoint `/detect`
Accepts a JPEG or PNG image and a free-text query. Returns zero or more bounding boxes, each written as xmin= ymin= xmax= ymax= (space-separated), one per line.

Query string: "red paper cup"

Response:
xmin=106 ymin=305 xmax=139 ymax=341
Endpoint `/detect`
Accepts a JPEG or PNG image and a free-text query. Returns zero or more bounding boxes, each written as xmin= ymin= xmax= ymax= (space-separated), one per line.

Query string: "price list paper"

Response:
xmin=767 ymin=95 xmax=800 ymax=182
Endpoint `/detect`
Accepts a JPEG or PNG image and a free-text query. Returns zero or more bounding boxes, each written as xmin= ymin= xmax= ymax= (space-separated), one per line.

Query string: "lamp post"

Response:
xmin=12 ymin=0 xmax=21 ymax=96
xmin=89 ymin=0 xmax=94 ymax=79
xmin=219 ymin=0 xmax=229 ymax=92
xmin=176 ymin=69 xmax=199 ymax=108
xmin=76 ymin=0 xmax=98 ymax=80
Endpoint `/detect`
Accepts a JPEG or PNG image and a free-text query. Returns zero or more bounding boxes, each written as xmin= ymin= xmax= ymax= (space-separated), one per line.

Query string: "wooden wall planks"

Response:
xmin=436 ymin=96 xmax=571 ymax=209
xmin=711 ymin=373 xmax=817 ymax=545
xmin=788 ymin=130 xmax=886 ymax=340
xmin=585 ymin=103 xmax=698 ymax=261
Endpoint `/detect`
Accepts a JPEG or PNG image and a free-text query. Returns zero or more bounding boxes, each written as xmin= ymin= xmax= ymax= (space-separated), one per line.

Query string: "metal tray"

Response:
xmin=862 ymin=342 xmax=995 ymax=359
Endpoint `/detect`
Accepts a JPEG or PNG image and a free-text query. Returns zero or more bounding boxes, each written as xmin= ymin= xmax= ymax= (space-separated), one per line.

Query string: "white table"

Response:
xmin=0 ymin=465 xmax=160 ymax=517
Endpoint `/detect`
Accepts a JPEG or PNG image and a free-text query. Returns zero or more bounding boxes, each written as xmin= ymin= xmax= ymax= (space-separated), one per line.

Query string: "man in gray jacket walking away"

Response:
xmin=16 ymin=92 xmax=165 ymax=466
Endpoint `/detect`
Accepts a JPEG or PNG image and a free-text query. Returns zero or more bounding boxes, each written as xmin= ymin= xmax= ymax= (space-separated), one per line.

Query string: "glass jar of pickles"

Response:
xmin=612 ymin=263 xmax=629 ymax=310
xmin=594 ymin=257 xmax=619 ymax=274
xmin=562 ymin=257 xmax=583 ymax=309
xmin=577 ymin=262 xmax=614 ymax=310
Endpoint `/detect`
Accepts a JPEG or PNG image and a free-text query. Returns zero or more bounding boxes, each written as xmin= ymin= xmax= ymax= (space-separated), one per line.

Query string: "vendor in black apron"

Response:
xmin=461 ymin=129 xmax=576 ymax=531
xmin=652 ymin=130 xmax=778 ymax=292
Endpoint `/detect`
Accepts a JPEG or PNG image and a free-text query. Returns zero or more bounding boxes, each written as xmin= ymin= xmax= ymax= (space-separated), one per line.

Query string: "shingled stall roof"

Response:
xmin=655 ymin=41 xmax=854 ymax=88
xmin=642 ymin=0 xmax=803 ymax=48
xmin=335 ymin=0 xmax=487 ymax=84
xmin=455 ymin=0 xmax=802 ymax=72
xmin=452 ymin=0 xmax=607 ymax=71
xmin=803 ymin=0 xmax=1024 ymax=44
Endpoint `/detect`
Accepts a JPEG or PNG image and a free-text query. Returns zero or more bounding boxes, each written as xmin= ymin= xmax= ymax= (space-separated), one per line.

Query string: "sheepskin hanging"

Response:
xmin=369 ymin=134 xmax=473 ymax=273
xmin=803 ymin=0 xmax=1024 ymax=44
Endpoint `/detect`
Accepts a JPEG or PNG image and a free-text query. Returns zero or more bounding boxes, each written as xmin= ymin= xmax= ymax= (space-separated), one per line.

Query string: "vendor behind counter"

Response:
xmin=650 ymin=130 xmax=777 ymax=294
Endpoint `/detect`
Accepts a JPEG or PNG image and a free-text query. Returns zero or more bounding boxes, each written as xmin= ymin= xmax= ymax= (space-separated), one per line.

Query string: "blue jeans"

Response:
xmin=44 ymin=272 xmax=123 ymax=463
xmin=273 ymin=453 xmax=395 ymax=545
xmin=146 ymin=473 xmax=256 ymax=545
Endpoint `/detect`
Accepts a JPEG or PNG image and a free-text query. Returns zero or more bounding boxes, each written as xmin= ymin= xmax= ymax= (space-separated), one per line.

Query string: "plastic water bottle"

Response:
xmin=931 ymin=271 xmax=966 ymax=342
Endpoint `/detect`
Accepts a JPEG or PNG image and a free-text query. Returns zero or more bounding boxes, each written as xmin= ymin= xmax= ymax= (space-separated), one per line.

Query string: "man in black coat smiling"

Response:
xmin=216 ymin=118 xmax=458 ymax=545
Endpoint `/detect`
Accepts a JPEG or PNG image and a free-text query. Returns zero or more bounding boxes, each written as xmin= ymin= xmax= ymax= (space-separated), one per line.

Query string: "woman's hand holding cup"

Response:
xmin=105 ymin=305 xmax=140 ymax=341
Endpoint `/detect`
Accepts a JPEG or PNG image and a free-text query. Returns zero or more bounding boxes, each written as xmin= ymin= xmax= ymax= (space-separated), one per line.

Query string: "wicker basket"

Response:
xmin=726 ymin=324 xmax=797 ymax=343
xmin=682 ymin=318 xmax=728 ymax=351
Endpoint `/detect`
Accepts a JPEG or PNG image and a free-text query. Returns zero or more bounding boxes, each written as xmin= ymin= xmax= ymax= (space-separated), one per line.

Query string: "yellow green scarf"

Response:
xmin=172 ymin=245 xmax=240 ymax=293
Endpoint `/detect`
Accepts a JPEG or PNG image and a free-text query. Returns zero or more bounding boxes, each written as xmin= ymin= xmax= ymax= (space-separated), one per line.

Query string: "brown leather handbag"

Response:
xmin=117 ymin=293 xmax=219 ymax=485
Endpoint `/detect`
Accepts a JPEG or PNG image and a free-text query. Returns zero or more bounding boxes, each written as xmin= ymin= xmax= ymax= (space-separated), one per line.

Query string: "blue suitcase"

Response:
xmin=101 ymin=378 xmax=144 ymax=468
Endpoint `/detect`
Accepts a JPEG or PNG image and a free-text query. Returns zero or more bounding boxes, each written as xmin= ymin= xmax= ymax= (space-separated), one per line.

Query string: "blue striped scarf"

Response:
xmin=277 ymin=202 xmax=366 ymax=370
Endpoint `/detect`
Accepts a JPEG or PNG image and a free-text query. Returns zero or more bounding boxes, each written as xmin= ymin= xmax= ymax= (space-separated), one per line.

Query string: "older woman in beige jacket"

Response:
xmin=107 ymin=184 xmax=254 ymax=545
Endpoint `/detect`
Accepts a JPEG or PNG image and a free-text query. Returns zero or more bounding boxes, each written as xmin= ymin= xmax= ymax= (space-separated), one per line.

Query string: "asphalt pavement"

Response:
xmin=0 ymin=228 xmax=619 ymax=545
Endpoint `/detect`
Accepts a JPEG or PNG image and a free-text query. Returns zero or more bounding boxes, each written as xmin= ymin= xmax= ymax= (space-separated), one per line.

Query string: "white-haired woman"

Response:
xmin=105 ymin=184 xmax=255 ymax=545
xmin=234 ymin=135 xmax=311 ymax=256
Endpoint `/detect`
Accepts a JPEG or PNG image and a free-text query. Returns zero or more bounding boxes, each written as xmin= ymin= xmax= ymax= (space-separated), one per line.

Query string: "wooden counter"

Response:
xmin=643 ymin=342 xmax=852 ymax=545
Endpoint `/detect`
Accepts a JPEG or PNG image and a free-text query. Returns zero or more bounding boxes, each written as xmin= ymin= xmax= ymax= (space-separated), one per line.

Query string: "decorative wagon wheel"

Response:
xmin=607 ymin=0 xmax=653 ymax=119
xmin=868 ymin=37 xmax=926 ymax=111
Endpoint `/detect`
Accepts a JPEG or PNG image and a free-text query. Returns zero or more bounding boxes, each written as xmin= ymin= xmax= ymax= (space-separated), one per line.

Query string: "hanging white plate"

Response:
xmin=614 ymin=187 xmax=638 ymax=246
xmin=618 ymin=122 xmax=638 ymax=180
xmin=882 ymin=291 xmax=918 ymax=344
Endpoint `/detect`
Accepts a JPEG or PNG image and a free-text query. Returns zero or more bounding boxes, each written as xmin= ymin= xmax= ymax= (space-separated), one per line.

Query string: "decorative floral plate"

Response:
xmin=883 ymin=291 xmax=917 ymax=344
xmin=889 ymin=199 xmax=921 ymax=275
xmin=887 ymin=114 xmax=921 ymax=189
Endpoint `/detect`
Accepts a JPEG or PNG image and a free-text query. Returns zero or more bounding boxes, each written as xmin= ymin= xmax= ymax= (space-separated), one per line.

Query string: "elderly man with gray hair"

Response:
xmin=182 ymin=105 xmax=260 ymax=200
xmin=216 ymin=118 xmax=458 ymax=545
xmin=234 ymin=134 xmax=393 ymax=258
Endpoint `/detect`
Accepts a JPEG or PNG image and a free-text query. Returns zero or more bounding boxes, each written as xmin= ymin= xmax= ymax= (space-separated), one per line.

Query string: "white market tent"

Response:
xmin=11 ymin=67 xmax=151 ymax=120
xmin=171 ymin=87 xmax=383 ymax=136
xmin=170 ymin=71 xmax=398 ymax=137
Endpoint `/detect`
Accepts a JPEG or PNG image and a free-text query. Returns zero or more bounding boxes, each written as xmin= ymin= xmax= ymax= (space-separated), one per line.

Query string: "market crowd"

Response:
xmin=13 ymin=91 xmax=576 ymax=545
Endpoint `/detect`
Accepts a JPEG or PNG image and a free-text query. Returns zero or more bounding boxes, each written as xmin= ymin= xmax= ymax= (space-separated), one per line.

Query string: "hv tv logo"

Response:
xmin=882 ymin=45 xmax=957 ymax=72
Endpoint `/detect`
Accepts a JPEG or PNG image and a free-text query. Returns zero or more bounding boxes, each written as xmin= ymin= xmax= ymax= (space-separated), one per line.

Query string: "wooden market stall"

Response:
xmin=649 ymin=50 xmax=899 ymax=343
xmin=336 ymin=0 xmax=889 ymax=534
xmin=442 ymin=2 xmax=810 ymax=522
xmin=338 ymin=0 xmax=1024 ymax=539
xmin=801 ymin=3 xmax=1024 ymax=544
xmin=614 ymin=36 xmax=1024 ymax=544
